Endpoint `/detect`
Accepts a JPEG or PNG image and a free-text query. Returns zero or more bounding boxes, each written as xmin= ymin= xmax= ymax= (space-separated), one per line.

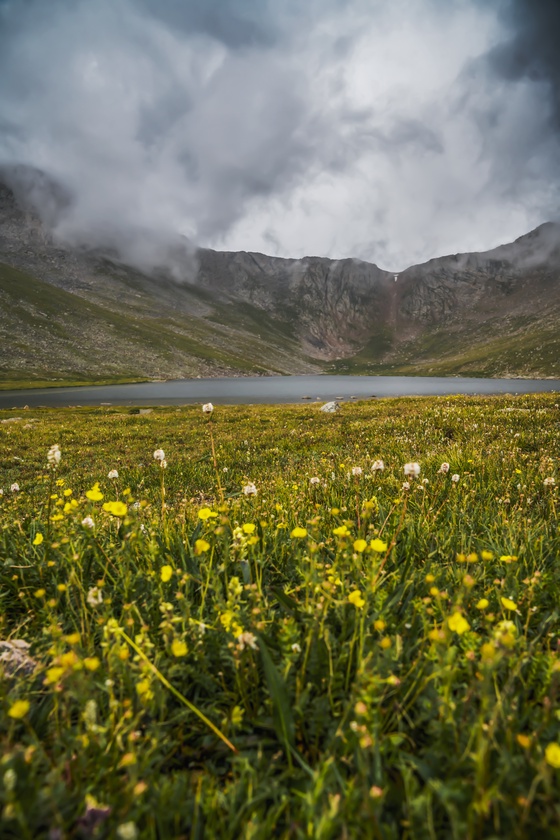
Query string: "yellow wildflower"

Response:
xmin=348 ymin=589 xmax=365 ymax=609
xmin=86 ymin=483 xmax=103 ymax=502
xmin=171 ymin=639 xmax=187 ymax=657
xmin=83 ymin=657 xmax=101 ymax=671
xmin=198 ymin=507 xmax=218 ymax=520
xmin=333 ymin=525 xmax=350 ymax=537
xmin=374 ymin=619 xmax=386 ymax=632
xmin=32 ymin=533 xmax=43 ymax=546
xmin=476 ymin=599 xmax=489 ymax=610
xmin=517 ymin=734 xmax=531 ymax=749
xmin=44 ymin=667 xmax=65 ymax=685
xmin=160 ymin=565 xmax=173 ymax=582
xmin=103 ymin=501 xmax=127 ymax=517
xmin=194 ymin=538 xmax=210 ymax=555
xmin=370 ymin=538 xmax=387 ymax=553
xmin=379 ymin=637 xmax=392 ymax=649
xmin=242 ymin=523 xmax=256 ymax=534
xmin=480 ymin=642 xmax=496 ymax=662
xmin=481 ymin=550 xmax=494 ymax=561
xmin=501 ymin=597 xmax=518 ymax=611
xmin=353 ymin=539 xmax=367 ymax=553
xmin=34 ymin=589 xmax=46 ymax=598
xmin=65 ymin=633 xmax=81 ymax=645
xmin=290 ymin=527 xmax=308 ymax=539
xmin=8 ymin=699 xmax=30 ymax=719
xmin=545 ymin=743 xmax=560 ymax=769
xmin=448 ymin=612 xmax=470 ymax=635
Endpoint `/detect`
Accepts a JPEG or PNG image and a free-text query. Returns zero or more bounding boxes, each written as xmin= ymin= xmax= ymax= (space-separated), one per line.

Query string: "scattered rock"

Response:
xmin=0 ymin=639 xmax=37 ymax=676
xmin=139 ymin=408 xmax=153 ymax=415
xmin=320 ymin=401 xmax=340 ymax=413
xmin=1 ymin=417 xmax=22 ymax=424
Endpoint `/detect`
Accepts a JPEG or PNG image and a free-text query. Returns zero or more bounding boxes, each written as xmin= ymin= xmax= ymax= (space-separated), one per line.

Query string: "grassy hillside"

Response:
xmin=0 ymin=395 xmax=559 ymax=837
xmin=0 ymin=262 xmax=322 ymax=385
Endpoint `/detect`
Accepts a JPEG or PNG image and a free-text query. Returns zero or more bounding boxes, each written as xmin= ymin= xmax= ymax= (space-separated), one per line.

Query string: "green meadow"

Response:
xmin=0 ymin=394 xmax=559 ymax=839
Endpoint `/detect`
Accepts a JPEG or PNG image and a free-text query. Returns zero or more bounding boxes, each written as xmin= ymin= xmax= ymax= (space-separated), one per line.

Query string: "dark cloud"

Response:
xmin=0 ymin=0 xmax=558 ymax=272
xmin=489 ymin=0 xmax=560 ymax=127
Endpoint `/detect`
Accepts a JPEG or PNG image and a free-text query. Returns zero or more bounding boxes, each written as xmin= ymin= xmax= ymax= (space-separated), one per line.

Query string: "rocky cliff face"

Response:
xmin=0 ymin=166 xmax=559 ymax=382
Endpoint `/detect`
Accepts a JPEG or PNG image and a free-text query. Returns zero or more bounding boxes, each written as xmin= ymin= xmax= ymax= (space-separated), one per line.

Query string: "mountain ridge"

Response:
xmin=1 ymin=168 xmax=559 ymax=385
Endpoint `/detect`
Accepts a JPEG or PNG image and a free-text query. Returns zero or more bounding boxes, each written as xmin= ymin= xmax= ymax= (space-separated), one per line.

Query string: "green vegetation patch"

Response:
xmin=0 ymin=395 xmax=559 ymax=837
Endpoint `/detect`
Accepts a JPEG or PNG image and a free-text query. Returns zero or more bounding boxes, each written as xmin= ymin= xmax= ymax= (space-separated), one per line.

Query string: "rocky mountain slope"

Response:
xmin=1 ymin=167 xmax=559 ymax=385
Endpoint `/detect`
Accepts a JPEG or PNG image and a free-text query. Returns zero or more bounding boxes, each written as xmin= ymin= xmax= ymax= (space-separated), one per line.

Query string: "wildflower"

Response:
xmin=370 ymin=538 xmax=387 ymax=553
xmin=494 ymin=620 xmax=517 ymax=647
xmin=545 ymin=743 xmax=560 ymax=769
xmin=242 ymin=523 xmax=256 ymax=534
xmin=352 ymin=466 xmax=363 ymax=477
xmin=517 ymin=734 xmax=531 ymax=749
xmin=333 ymin=525 xmax=350 ymax=537
xmin=34 ymin=589 xmax=46 ymax=598
xmin=353 ymin=538 xmax=367 ymax=553
xmin=291 ymin=643 xmax=301 ymax=654
xmin=10 ymin=483 xmax=19 ymax=493
xmin=243 ymin=482 xmax=258 ymax=496
xmin=160 ymin=565 xmax=173 ymax=582
xmin=404 ymin=462 xmax=420 ymax=478
xmin=379 ymin=637 xmax=392 ymax=649
xmin=202 ymin=403 xmax=214 ymax=414
xmin=81 ymin=516 xmax=95 ymax=529
xmin=85 ymin=482 xmax=103 ymax=501
xmin=438 ymin=462 xmax=450 ymax=474
xmin=103 ymin=501 xmax=127 ymax=517
xmin=476 ymin=598 xmax=489 ymax=610
xmin=374 ymin=619 xmax=386 ymax=631
xmin=501 ymin=596 xmax=518 ymax=611
xmin=421 ymin=478 xmax=429 ymax=485
xmin=47 ymin=444 xmax=61 ymax=468
xmin=448 ymin=612 xmax=470 ymax=635
xmin=32 ymin=533 xmax=44 ymax=546
xmin=117 ymin=822 xmax=138 ymax=840
xmin=451 ymin=474 xmax=460 ymax=483
xmin=237 ymin=631 xmax=258 ymax=651
xmin=544 ymin=477 xmax=556 ymax=487
xmin=8 ymin=699 xmax=30 ymax=719
xmin=402 ymin=481 xmax=411 ymax=491
xmin=348 ymin=589 xmax=365 ymax=609
xmin=481 ymin=550 xmax=493 ymax=561
xmin=84 ymin=657 xmax=101 ymax=671
xmin=291 ymin=526 xmax=307 ymax=539
xmin=87 ymin=587 xmax=103 ymax=607
xmin=310 ymin=477 xmax=321 ymax=485
xmin=108 ymin=469 xmax=119 ymax=479
xmin=198 ymin=507 xmax=218 ymax=520
xmin=171 ymin=639 xmax=187 ymax=657
xmin=153 ymin=449 xmax=165 ymax=462
xmin=371 ymin=460 xmax=385 ymax=472
xmin=195 ymin=538 xmax=210 ymax=554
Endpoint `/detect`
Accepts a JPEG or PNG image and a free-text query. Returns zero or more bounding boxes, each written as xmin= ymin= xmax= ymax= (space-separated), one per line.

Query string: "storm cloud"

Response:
xmin=0 ymin=0 xmax=559 ymax=272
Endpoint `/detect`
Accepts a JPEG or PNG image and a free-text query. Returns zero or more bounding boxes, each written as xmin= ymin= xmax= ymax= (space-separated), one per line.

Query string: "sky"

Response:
xmin=1 ymin=0 xmax=559 ymax=272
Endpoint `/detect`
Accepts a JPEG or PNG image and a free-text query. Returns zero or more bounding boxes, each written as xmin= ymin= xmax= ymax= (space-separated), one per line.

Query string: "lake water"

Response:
xmin=0 ymin=375 xmax=559 ymax=408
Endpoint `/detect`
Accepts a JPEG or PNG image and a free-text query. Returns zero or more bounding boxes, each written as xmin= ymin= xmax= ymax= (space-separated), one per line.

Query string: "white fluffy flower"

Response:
xmin=47 ymin=444 xmax=61 ymax=468
xmin=108 ymin=469 xmax=119 ymax=479
xmin=10 ymin=483 xmax=19 ymax=493
xmin=237 ymin=631 xmax=258 ymax=651
xmin=451 ymin=474 xmax=460 ymax=483
xmin=371 ymin=460 xmax=385 ymax=472
xmin=202 ymin=403 xmax=214 ymax=414
xmin=438 ymin=462 xmax=450 ymax=474
xmin=243 ymin=482 xmax=258 ymax=496
xmin=153 ymin=449 xmax=165 ymax=462
xmin=402 ymin=481 xmax=411 ymax=491
xmin=404 ymin=462 xmax=420 ymax=478
xmin=81 ymin=516 xmax=95 ymax=529
xmin=309 ymin=477 xmax=321 ymax=485
xmin=351 ymin=466 xmax=363 ymax=477
xmin=544 ymin=477 xmax=556 ymax=487
xmin=86 ymin=586 xmax=103 ymax=607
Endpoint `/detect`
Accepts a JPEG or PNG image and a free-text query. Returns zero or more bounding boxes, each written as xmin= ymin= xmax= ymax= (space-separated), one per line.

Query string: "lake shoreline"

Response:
xmin=0 ymin=374 xmax=559 ymax=409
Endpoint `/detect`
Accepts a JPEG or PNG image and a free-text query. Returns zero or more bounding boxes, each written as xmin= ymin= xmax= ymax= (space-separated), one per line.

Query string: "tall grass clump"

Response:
xmin=0 ymin=393 xmax=558 ymax=838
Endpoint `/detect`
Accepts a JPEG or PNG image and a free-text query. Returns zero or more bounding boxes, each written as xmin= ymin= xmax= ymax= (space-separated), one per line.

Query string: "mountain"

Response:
xmin=1 ymin=168 xmax=559 ymax=386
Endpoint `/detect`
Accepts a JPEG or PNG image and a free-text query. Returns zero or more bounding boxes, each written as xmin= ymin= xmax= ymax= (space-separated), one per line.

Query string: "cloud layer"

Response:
xmin=1 ymin=0 xmax=559 ymax=272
